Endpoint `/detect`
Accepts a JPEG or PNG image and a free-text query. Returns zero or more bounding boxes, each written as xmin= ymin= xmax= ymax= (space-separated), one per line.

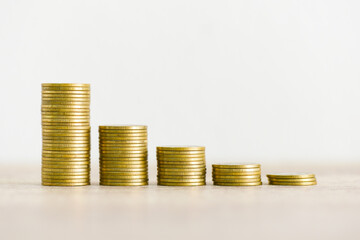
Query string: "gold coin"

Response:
xmin=100 ymin=153 xmax=147 ymax=158
xmin=42 ymin=100 xmax=90 ymax=105
xmin=42 ymin=172 xmax=89 ymax=177
xmin=43 ymin=136 xmax=90 ymax=140
xmin=214 ymin=182 xmax=262 ymax=186
xmin=42 ymin=147 xmax=90 ymax=152
xmin=42 ymin=112 xmax=90 ymax=117
xmin=42 ymin=128 xmax=90 ymax=132
xmin=42 ymin=154 xmax=90 ymax=159
xmin=100 ymin=175 xmax=148 ymax=180
xmin=266 ymin=173 xmax=315 ymax=179
xmin=42 ymin=141 xmax=89 ymax=145
xmin=212 ymin=167 xmax=261 ymax=173
xmin=99 ymin=132 xmax=147 ymax=137
xmin=42 ymin=164 xmax=90 ymax=170
xmin=212 ymin=178 xmax=261 ymax=183
xmin=157 ymin=150 xmax=205 ymax=155
xmin=41 ymin=108 xmax=90 ymax=113
xmin=42 ymin=182 xmax=90 ymax=186
xmin=268 ymin=181 xmax=317 ymax=186
xmin=42 ymin=161 xmax=90 ymax=166
xmin=99 ymin=156 xmax=146 ymax=161
xmin=100 ymin=161 xmax=147 ymax=166
xmin=43 ymin=134 xmax=90 ymax=139
xmin=212 ymin=163 xmax=261 ymax=169
xmin=156 ymin=178 xmax=206 ymax=183
xmin=99 ymin=125 xmax=147 ymax=130
xmin=42 ymin=114 xmax=89 ymax=118
xmin=100 ymin=150 xmax=147 ymax=155
xmin=99 ymin=178 xmax=147 ymax=183
xmin=99 ymin=144 xmax=147 ymax=150
xmin=158 ymin=165 xmax=206 ymax=170
xmin=157 ymin=170 xmax=206 ymax=176
xmin=157 ymin=160 xmax=205 ymax=165
xmin=42 ymin=167 xmax=89 ymax=172
xmin=212 ymin=175 xmax=261 ymax=180
xmin=41 ymin=90 xmax=90 ymax=95
xmin=42 ymin=158 xmax=90 ymax=163
xmin=42 ymin=174 xmax=89 ymax=179
xmin=267 ymin=178 xmax=316 ymax=183
xmin=100 ymin=181 xmax=147 ymax=186
xmin=42 ymin=85 xmax=90 ymax=91
xmin=157 ymin=146 xmax=205 ymax=151
xmin=100 ymin=164 xmax=147 ymax=169
xmin=157 ymin=181 xmax=205 ymax=186
xmin=42 ymin=126 xmax=90 ymax=131
xmin=100 ymin=167 xmax=147 ymax=172
xmin=41 ymin=177 xmax=90 ymax=182
xmin=99 ymin=138 xmax=148 ymax=143
xmin=42 ymin=95 xmax=90 ymax=100
xmin=42 ymin=119 xmax=89 ymax=124
xmin=100 ymin=171 xmax=147 ymax=176
xmin=158 ymin=175 xmax=205 ymax=180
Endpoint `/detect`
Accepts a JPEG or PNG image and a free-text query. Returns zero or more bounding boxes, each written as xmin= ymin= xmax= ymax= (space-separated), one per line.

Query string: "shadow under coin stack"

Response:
xmin=212 ymin=163 xmax=262 ymax=186
xmin=99 ymin=125 xmax=148 ymax=186
xmin=267 ymin=173 xmax=317 ymax=186
xmin=157 ymin=146 xmax=206 ymax=186
xmin=41 ymin=83 xmax=91 ymax=186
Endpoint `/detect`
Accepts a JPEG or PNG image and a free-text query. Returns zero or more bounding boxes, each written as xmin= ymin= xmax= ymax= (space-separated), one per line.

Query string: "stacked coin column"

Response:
xmin=99 ymin=125 xmax=148 ymax=186
xmin=157 ymin=146 xmax=206 ymax=186
xmin=212 ymin=163 xmax=262 ymax=186
xmin=41 ymin=83 xmax=91 ymax=186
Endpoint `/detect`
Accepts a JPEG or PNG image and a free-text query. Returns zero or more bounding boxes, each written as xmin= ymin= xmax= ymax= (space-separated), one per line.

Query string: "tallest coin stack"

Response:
xmin=41 ymin=83 xmax=91 ymax=186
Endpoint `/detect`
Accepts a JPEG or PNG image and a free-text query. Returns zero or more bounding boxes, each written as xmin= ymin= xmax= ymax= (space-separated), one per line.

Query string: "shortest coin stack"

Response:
xmin=157 ymin=146 xmax=206 ymax=186
xmin=267 ymin=173 xmax=317 ymax=186
xmin=212 ymin=163 xmax=262 ymax=186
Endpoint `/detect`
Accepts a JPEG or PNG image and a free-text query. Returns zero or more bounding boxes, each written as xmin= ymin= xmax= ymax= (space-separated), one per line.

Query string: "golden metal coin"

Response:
xmin=212 ymin=175 xmax=261 ymax=180
xmin=42 ymin=182 xmax=90 ymax=186
xmin=158 ymin=175 xmax=205 ymax=180
xmin=212 ymin=178 xmax=261 ymax=183
xmin=100 ymin=181 xmax=147 ymax=186
xmin=99 ymin=125 xmax=147 ymax=130
xmin=214 ymin=182 xmax=262 ymax=186
xmin=42 ymin=167 xmax=89 ymax=172
xmin=99 ymin=139 xmax=147 ymax=144
xmin=268 ymin=181 xmax=317 ymax=186
xmin=157 ymin=150 xmax=205 ymax=154
xmin=157 ymin=181 xmax=205 ymax=186
xmin=41 ymin=177 xmax=90 ymax=182
xmin=266 ymin=173 xmax=315 ymax=179
xmin=99 ymin=132 xmax=147 ymax=137
xmin=42 ymin=101 xmax=90 ymax=106
xmin=100 ymin=174 xmax=148 ymax=180
xmin=99 ymin=145 xmax=147 ymax=149
xmin=99 ymin=178 xmax=148 ymax=183
xmin=42 ymin=84 xmax=90 ymax=91
xmin=99 ymin=156 xmax=146 ymax=161
xmin=157 ymin=146 xmax=205 ymax=151
xmin=42 ymin=174 xmax=89 ymax=179
xmin=268 ymin=178 xmax=316 ymax=183
xmin=100 ymin=167 xmax=147 ymax=172
xmin=100 ymin=150 xmax=146 ymax=154
xmin=156 ymin=178 xmax=206 ymax=183
xmin=157 ymin=160 xmax=205 ymax=165
xmin=157 ymin=170 xmax=206 ymax=175
xmin=42 ymin=158 xmax=90 ymax=163
xmin=42 ymin=89 xmax=90 ymax=94
xmin=100 ymin=153 xmax=147 ymax=158
xmin=212 ymin=167 xmax=261 ymax=173
xmin=100 ymin=171 xmax=147 ymax=176
xmin=212 ymin=163 xmax=261 ymax=169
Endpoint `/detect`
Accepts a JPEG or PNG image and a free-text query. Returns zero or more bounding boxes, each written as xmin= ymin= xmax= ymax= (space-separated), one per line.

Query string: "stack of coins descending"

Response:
xmin=157 ymin=146 xmax=206 ymax=186
xmin=99 ymin=125 xmax=148 ymax=186
xmin=41 ymin=83 xmax=91 ymax=186
xmin=212 ymin=163 xmax=262 ymax=186
xmin=267 ymin=173 xmax=317 ymax=186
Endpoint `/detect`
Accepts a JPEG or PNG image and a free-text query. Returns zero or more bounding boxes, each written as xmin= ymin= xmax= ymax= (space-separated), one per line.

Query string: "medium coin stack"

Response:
xmin=212 ymin=163 xmax=262 ymax=186
xmin=267 ymin=173 xmax=317 ymax=186
xmin=99 ymin=125 xmax=148 ymax=186
xmin=157 ymin=146 xmax=206 ymax=186
xmin=41 ymin=83 xmax=91 ymax=186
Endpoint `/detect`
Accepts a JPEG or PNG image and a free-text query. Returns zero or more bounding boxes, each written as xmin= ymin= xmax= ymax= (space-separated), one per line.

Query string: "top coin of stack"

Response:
xmin=41 ymin=83 xmax=91 ymax=186
xmin=267 ymin=173 xmax=317 ymax=186
xmin=157 ymin=146 xmax=206 ymax=186
xmin=212 ymin=163 xmax=262 ymax=186
xmin=99 ymin=125 xmax=148 ymax=186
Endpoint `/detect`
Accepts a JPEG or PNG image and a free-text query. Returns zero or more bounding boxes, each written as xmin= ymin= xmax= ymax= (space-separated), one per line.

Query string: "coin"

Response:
xmin=42 ymin=84 xmax=90 ymax=91
xmin=100 ymin=181 xmax=148 ymax=186
xmin=157 ymin=146 xmax=205 ymax=151
xmin=99 ymin=125 xmax=147 ymax=130
xmin=42 ymin=164 xmax=90 ymax=169
xmin=42 ymin=167 xmax=89 ymax=173
xmin=212 ymin=167 xmax=261 ymax=173
xmin=268 ymin=181 xmax=317 ymax=186
xmin=157 ymin=151 xmax=205 ymax=155
xmin=157 ymin=181 xmax=205 ymax=186
xmin=100 ymin=171 xmax=147 ymax=176
xmin=99 ymin=178 xmax=147 ymax=183
xmin=99 ymin=133 xmax=147 ymax=137
xmin=100 ymin=153 xmax=147 ymax=158
xmin=212 ymin=178 xmax=261 ymax=183
xmin=267 ymin=178 xmax=316 ymax=182
xmin=100 ymin=167 xmax=148 ymax=172
xmin=42 ymin=158 xmax=90 ymax=163
xmin=212 ymin=163 xmax=261 ymax=169
xmin=99 ymin=146 xmax=148 ymax=150
xmin=42 ymin=182 xmax=90 ymax=186
xmin=99 ymin=139 xmax=148 ymax=143
xmin=100 ymin=174 xmax=148 ymax=180
xmin=212 ymin=175 xmax=261 ymax=180
xmin=157 ymin=160 xmax=205 ymax=165
xmin=158 ymin=174 xmax=205 ymax=179
xmin=266 ymin=173 xmax=316 ymax=179
xmin=214 ymin=182 xmax=262 ymax=186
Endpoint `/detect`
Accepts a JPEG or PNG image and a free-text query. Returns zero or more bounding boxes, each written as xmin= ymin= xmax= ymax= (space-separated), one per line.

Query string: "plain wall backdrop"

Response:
xmin=0 ymin=0 xmax=359 ymax=165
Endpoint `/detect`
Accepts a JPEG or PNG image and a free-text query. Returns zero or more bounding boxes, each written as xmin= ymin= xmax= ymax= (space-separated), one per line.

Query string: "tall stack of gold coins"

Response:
xmin=99 ymin=125 xmax=148 ymax=186
xmin=157 ymin=146 xmax=206 ymax=186
xmin=212 ymin=163 xmax=262 ymax=186
xmin=41 ymin=83 xmax=91 ymax=186
xmin=267 ymin=173 xmax=317 ymax=186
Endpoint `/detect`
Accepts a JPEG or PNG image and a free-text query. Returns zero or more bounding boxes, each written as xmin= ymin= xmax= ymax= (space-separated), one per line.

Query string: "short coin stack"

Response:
xmin=267 ymin=173 xmax=317 ymax=186
xmin=157 ymin=146 xmax=206 ymax=186
xmin=212 ymin=163 xmax=262 ymax=186
xmin=99 ymin=125 xmax=148 ymax=186
xmin=41 ymin=83 xmax=91 ymax=186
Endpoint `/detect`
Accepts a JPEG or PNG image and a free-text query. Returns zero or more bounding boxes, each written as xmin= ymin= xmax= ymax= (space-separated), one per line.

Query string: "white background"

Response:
xmin=0 ymin=0 xmax=359 ymax=164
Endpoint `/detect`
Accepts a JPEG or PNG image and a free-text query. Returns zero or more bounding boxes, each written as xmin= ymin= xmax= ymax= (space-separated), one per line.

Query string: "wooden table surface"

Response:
xmin=0 ymin=163 xmax=359 ymax=240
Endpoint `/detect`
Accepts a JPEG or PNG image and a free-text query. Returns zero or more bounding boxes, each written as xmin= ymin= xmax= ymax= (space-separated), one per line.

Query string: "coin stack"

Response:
xmin=41 ymin=83 xmax=91 ymax=186
xmin=267 ymin=173 xmax=317 ymax=186
xmin=212 ymin=163 xmax=262 ymax=186
xmin=99 ymin=125 xmax=148 ymax=186
xmin=157 ymin=146 xmax=206 ymax=186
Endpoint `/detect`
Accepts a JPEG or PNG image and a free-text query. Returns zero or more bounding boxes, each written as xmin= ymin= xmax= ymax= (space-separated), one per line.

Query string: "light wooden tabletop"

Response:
xmin=0 ymin=163 xmax=359 ymax=240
